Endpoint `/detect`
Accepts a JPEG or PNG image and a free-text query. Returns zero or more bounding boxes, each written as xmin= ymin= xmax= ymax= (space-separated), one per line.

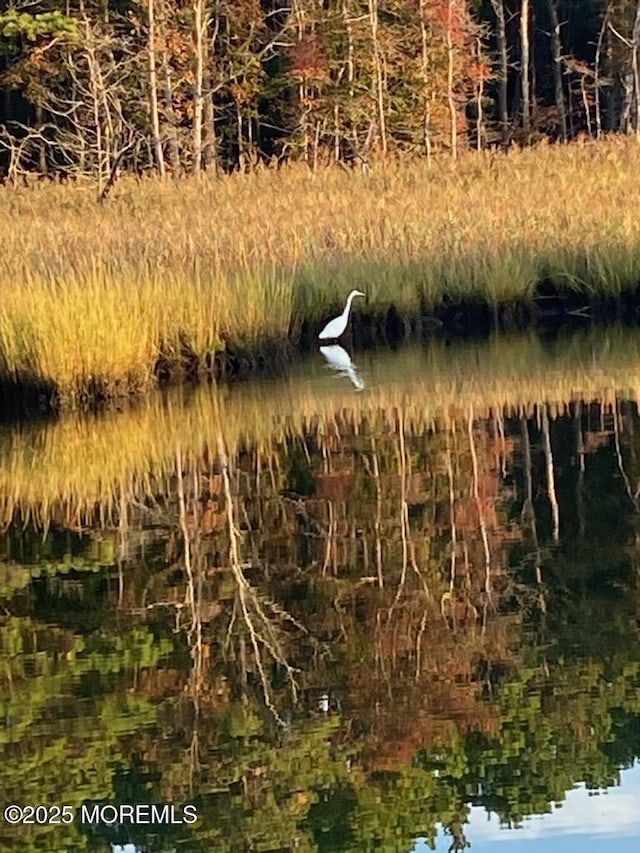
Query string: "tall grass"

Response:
xmin=2 ymin=137 xmax=640 ymax=403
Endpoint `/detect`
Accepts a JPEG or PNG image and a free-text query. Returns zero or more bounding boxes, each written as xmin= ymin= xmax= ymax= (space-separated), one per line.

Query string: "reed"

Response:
xmin=2 ymin=137 xmax=640 ymax=403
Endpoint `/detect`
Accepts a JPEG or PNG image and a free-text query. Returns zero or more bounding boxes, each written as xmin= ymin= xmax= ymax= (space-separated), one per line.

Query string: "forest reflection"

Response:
xmin=2 ymin=329 xmax=640 ymax=852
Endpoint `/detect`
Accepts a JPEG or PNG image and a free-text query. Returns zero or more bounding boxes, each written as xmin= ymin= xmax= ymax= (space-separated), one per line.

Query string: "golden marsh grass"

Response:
xmin=2 ymin=137 xmax=640 ymax=403
xmin=0 ymin=327 xmax=638 ymax=525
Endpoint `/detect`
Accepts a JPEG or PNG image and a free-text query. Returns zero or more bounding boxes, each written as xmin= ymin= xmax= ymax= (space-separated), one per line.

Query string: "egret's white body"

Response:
xmin=318 ymin=290 xmax=365 ymax=341
xmin=320 ymin=345 xmax=365 ymax=391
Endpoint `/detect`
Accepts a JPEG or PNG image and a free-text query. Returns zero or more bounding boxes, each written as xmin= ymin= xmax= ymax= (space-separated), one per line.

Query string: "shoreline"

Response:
xmin=2 ymin=289 xmax=640 ymax=416
xmin=2 ymin=322 xmax=640 ymax=517
xmin=3 ymin=138 xmax=640 ymax=410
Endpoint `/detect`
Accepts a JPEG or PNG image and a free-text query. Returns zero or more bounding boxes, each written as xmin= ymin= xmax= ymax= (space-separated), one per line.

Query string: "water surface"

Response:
xmin=2 ymin=327 xmax=640 ymax=851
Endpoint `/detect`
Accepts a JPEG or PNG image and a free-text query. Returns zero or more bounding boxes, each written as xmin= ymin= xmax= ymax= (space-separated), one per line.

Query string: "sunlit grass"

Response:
xmin=2 ymin=136 xmax=640 ymax=403
xmin=1 ymin=326 xmax=638 ymax=525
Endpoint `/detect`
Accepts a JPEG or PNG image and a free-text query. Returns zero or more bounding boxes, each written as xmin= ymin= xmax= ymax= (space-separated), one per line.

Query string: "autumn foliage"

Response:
xmin=2 ymin=1 xmax=638 ymax=177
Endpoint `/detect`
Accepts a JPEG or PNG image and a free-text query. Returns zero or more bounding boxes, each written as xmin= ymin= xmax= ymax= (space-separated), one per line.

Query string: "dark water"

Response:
xmin=2 ymin=329 xmax=640 ymax=852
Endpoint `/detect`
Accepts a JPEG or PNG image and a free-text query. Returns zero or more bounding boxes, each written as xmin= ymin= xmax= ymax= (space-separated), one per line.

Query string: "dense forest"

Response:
xmin=1 ymin=0 xmax=639 ymax=180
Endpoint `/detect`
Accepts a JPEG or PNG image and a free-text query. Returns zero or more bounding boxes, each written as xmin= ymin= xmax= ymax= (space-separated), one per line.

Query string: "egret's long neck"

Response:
xmin=344 ymin=293 xmax=357 ymax=318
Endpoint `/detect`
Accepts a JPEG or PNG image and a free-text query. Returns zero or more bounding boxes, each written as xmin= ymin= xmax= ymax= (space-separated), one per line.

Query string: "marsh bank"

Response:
xmin=2 ymin=139 xmax=640 ymax=410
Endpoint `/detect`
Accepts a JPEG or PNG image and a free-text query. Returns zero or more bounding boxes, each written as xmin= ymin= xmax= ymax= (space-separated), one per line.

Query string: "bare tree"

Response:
xmin=192 ymin=0 xmax=206 ymax=172
xmin=418 ymin=0 xmax=433 ymax=159
xmin=547 ymin=0 xmax=568 ymax=141
xmin=446 ymin=0 xmax=458 ymax=158
xmin=520 ymin=0 xmax=531 ymax=135
xmin=490 ymin=0 xmax=508 ymax=144
xmin=594 ymin=3 xmax=611 ymax=137
xmin=633 ymin=0 xmax=640 ymax=138
xmin=368 ymin=0 xmax=387 ymax=156
xmin=147 ymin=0 xmax=165 ymax=176
xmin=157 ymin=0 xmax=181 ymax=174
xmin=52 ymin=11 xmax=141 ymax=195
xmin=291 ymin=0 xmax=310 ymax=160
xmin=609 ymin=5 xmax=640 ymax=136
xmin=0 ymin=123 xmax=57 ymax=186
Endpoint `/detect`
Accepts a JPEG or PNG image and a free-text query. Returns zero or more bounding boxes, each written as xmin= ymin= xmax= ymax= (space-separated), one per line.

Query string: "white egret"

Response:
xmin=320 ymin=344 xmax=365 ymax=391
xmin=318 ymin=289 xmax=365 ymax=341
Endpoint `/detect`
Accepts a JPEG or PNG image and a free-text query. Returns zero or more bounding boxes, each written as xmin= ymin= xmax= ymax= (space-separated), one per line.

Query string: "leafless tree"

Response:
xmin=547 ymin=0 xmax=568 ymax=141
xmin=490 ymin=0 xmax=509 ymax=144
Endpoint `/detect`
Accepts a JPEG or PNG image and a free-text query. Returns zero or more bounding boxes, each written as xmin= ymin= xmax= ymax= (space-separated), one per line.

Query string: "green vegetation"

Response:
xmin=2 ymin=138 xmax=640 ymax=406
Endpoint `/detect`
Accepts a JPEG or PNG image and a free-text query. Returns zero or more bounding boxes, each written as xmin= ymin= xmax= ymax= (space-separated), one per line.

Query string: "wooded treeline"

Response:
xmin=1 ymin=0 xmax=640 ymax=181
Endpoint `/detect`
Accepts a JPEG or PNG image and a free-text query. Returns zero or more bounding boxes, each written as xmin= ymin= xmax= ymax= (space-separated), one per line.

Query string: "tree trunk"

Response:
xmin=293 ymin=1 xmax=309 ymax=160
xmin=236 ymin=102 xmax=243 ymax=168
xmin=580 ymin=73 xmax=592 ymax=136
xmin=621 ymin=70 xmax=634 ymax=131
xmin=202 ymin=80 xmax=217 ymax=171
xmin=161 ymin=60 xmax=180 ymax=174
xmin=83 ymin=16 xmax=105 ymax=194
xmin=547 ymin=0 xmax=568 ymax=141
xmin=592 ymin=5 xmax=638 ymax=133
xmin=475 ymin=35 xmax=484 ymax=150
xmin=419 ymin=0 xmax=432 ymax=159
xmin=594 ymin=4 xmax=610 ymax=137
xmin=633 ymin=0 xmax=640 ymax=139
xmin=202 ymin=4 xmax=220 ymax=172
xmin=342 ymin=0 xmax=355 ymax=100
xmin=192 ymin=0 xmax=205 ymax=173
xmin=491 ymin=0 xmax=508 ymax=144
xmin=368 ymin=0 xmax=387 ymax=155
xmin=340 ymin=0 xmax=355 ymax=162
xmin=35 ymin=104 xmax=47 ymax=174
xmin=147 ymin=0 xmax=165 ymax=177
xmin=520 ymin=0 xmax=531 ymax=135
xmin=446 ymin=0 xmax=458 ymax=158
xmin=157 ymin=0 xmax=180 ymax=174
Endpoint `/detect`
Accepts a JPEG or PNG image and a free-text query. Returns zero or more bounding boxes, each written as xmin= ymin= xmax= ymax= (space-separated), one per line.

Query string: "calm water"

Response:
xmin=2 ymin=327 xmax=640 ymax=852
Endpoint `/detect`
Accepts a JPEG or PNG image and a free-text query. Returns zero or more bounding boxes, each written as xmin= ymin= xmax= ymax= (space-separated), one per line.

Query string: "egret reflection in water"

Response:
xmin=319 ymin=344 xmax=365 ymax=390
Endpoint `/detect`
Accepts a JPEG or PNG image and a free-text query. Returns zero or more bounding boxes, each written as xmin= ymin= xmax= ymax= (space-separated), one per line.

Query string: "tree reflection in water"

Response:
xmin=2 ymin=330 xmax=640 ymax=851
